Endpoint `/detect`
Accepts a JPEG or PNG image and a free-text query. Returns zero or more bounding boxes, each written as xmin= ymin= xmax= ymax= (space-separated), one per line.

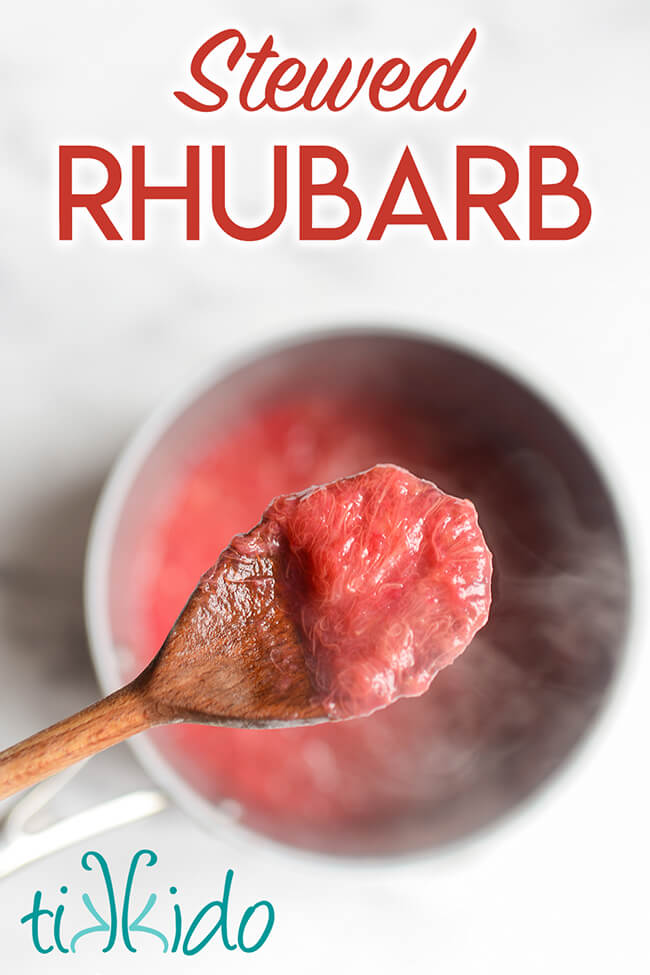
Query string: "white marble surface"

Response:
xmin=1 ymin=0 xmax=649 ymax=970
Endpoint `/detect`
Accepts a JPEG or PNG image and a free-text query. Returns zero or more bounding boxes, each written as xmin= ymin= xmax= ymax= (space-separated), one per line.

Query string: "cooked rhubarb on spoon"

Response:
xmin=0 ymin=464 xmax=492 ymax=799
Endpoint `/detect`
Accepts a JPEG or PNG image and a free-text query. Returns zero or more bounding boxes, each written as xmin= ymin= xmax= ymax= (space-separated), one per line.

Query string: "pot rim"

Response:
xmin=83 ymin=320 xmax=638 ymax=871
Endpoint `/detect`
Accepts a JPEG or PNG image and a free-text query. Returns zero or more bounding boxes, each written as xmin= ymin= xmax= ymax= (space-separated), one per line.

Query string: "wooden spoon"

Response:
xmin=0 ymin=533 xmax=327 ymax=802
xmin=0 ymin=463 xmax=492 ymax=802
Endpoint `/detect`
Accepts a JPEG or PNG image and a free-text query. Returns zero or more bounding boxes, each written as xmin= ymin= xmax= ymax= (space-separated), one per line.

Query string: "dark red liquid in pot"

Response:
xmin=128 ymin=373 xmax=626 ymax=854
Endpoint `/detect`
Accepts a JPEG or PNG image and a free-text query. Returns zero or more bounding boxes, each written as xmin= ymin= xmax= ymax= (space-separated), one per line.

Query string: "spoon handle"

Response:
xmin=0 ymin=683 xmax=153 ymax=801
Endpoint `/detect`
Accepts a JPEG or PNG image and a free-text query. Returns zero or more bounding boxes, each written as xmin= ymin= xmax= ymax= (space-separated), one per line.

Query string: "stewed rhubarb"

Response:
xmin=216 ymin=464 xmax=491 ymax=720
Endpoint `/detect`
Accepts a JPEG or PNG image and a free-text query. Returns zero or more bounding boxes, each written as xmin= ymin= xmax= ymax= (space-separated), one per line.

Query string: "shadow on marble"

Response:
xmin=0 ymin=470 xmax=110 ymax=743
xmin=0 ymin=469 xmax=158 ymax=821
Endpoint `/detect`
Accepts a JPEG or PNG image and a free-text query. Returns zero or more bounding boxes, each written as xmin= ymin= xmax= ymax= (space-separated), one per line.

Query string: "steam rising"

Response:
xmin=125 ymin=341 xmax=629 ymax=855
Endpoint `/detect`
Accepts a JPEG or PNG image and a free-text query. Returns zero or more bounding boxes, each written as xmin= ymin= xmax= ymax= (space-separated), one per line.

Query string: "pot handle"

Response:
xmin=0 ymin=763 xmax=168 ymax=878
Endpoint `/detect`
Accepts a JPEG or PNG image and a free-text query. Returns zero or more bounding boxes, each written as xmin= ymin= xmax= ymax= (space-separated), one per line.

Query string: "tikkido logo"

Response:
xmin=19 ymin=849 xmax=275 ymax=956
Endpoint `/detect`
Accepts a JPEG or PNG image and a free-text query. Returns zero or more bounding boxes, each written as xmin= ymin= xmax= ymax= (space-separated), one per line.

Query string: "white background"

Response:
xmin=1 ymin=0 xmax=649 ymax=970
